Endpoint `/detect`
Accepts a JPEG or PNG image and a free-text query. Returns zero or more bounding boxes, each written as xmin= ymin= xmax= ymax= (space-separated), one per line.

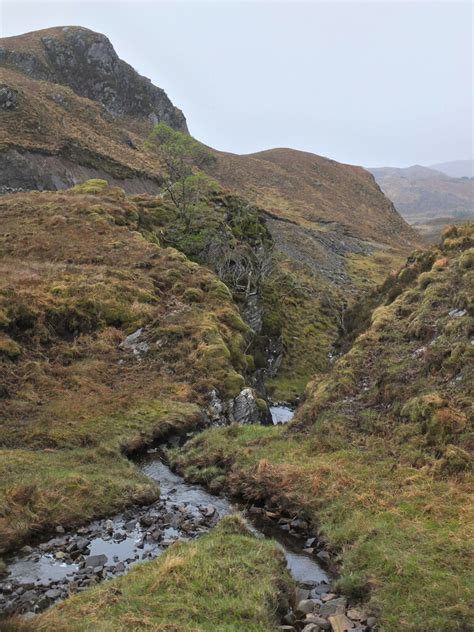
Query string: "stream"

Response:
xmin=0 ymin=406 xmax=340 ymax=622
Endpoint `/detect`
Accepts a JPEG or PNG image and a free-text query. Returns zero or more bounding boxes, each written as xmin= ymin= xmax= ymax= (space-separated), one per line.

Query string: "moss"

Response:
xmin=0 ymin=334 xmax=21 ymax=359
xmin=223 ymin=371 xmax=245 ymax=397
xmin=183 ymin=287 xmax=204 ymax=303
xmin=70 ymin=179 xmax=110 ymax=194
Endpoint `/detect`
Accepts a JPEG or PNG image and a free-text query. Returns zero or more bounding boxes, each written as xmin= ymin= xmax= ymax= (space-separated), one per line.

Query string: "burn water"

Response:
xmin=1 ymin=406 xmax=328 ymax=617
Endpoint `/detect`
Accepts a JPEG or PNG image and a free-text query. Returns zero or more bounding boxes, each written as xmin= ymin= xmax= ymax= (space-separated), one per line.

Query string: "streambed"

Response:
xmin=1 ymin=406 xmax=363 ymax=627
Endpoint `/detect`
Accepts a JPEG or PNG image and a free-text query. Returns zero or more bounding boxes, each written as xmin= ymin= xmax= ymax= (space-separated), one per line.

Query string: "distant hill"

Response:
xmin=429 ymin=159 xmax=474 ymax=178
xmin=369 ymin=164 xmax=474 ymax=242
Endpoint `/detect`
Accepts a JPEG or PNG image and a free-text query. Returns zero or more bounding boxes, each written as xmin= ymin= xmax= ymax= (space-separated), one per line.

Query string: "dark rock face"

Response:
xmin=0 ymin=84 xmax=18 ymax=109
xmin=0 ymin=149 xmax=162 ymax=195
xmin=0 ymin=26 xmax=187 ymax=131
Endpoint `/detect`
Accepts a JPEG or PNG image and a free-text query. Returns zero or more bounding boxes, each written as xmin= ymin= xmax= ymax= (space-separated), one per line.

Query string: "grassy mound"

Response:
xmin=171 ymin=224 xmax=474 ymax=631
xmin=5 ymin=515 xmax=293 ymax=632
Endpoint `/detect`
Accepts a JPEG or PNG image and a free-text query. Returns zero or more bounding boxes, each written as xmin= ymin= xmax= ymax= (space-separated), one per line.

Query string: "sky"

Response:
xmin=0 ymin=1 xmax=472 ymax=167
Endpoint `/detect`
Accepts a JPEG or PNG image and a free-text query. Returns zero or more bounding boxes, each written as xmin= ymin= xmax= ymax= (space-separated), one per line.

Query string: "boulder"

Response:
xmin=84 ymin=554 xmax=107 ymax=568
xmin=320 ymin=597 xmax=347 ymax=618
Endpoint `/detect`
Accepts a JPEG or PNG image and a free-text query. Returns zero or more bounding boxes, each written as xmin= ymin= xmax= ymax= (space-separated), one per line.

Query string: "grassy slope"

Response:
xmin=0 ymin=183 xmax=254 ymax=552
xmin=0 ymin=29 xmax=420 ymax=398
xmin=172 ymin=224 xmax=474 ymax=631
xmin=5 ymin=516 xmax=293 ymax=632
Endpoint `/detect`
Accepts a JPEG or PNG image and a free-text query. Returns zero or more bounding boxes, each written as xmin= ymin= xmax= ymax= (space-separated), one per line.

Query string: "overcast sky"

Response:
xmin=1 ymin=1 xmax=472 ymax=167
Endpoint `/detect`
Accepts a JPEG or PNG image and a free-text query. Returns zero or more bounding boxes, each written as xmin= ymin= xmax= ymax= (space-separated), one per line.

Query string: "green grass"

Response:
xmin=171 ymin=425 xmax=473 ymax=632
xmin=6 ymin=515 xmax=293 ymax=632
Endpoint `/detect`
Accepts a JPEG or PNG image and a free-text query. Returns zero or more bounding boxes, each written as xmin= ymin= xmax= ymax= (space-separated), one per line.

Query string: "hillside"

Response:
xmin=173 ymin=222 xmax=474 ymax=631
xmin=0 ymin=25 xmax=419 ymax=399
xmin=430 ymin=159 xmax=474 ymax=179
xmin=0 ymin=182 xmax=272 ymax=551
xmin=369 ymin=165 xmax=474 ymax=241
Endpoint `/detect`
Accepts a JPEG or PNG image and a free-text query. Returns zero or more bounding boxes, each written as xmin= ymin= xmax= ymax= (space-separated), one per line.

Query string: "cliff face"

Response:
xmin=0 ymin=26 xmax=187 ymax=129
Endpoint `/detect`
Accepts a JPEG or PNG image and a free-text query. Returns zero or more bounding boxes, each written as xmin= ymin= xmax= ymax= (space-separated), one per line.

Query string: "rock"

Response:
xmin=328 ymin=614 xmax=355 ymax=632
xmin=114 ymin=561 xmax=125 ymax=573
xmin=302 ymin=625 xmax=321 ymax=632
xmin=200 ymin=505 xmax=216 ymax=518
xmin=305 ymin=537 xmax=317 ymax=547
xmin=120 ymin=328 xmax=150 ymax=356
xmin=140 ymin=514 xmax=155 ymax=527
xmin=55 ymin=525 xmax=65 ymax=534
xmin=317 ymin=550 xmax=331 ymax=562
xmin=104 ymin=519 xmax=114 ymax=532
xmin=305 ymin=616 xmax=331 ymax=630
xmin=231 ymin=388 xmax=260 ymax=424
xmin=55 ymin=551 xmax=65 ymax=560
xmin=366 ymin=617 xmax=377 ymax=628
xmin=124 ymin=519 xmax=137 ymax=531
xmin=290 ymin=518 xmax=309 ymax=531
xmin=278 ymin=627 xmax=296 ymax=631
xmin=346 ymin=608 xmax=366 ymax=621
xmin=84 ymin=554 xmax=107 ymax=568
xmin=321 ymin=593 xmax=338 ymax=602
xmin=296 ymin=599 xmax=318 ymax=615
xmin=294 ymin=587 xmax=310 ymax=603
xmin=21 ymin=545 xmax=33 ymax=554
xmin=311 ymin=582 xmax=331 ymax=596
xmin=0 ymin=85 xmax=18 ymax=110
xmin=45 ymin=588 xmax=61 ymax=600
xmin=304 ymin=547 xmax=315 ymax=554
xmin=320 ymin=597 xmax=347 ymax=618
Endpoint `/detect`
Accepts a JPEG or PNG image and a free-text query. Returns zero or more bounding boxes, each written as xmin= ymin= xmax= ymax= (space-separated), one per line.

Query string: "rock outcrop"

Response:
xmin=0 ymin=26 xmax=187 ymax=130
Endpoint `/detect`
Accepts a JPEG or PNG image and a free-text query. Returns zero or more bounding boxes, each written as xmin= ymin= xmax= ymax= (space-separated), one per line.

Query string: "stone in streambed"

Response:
xmin=320 ymin=597 xmax=347 ymax=618
xmin=305 ymin=615 xmax=331 ymax=630
xmin=328 ymin=614 xmax=355 ymax=632
xmin=366 ymin=617 xmax=377 ymax=628
xmin=296 ymin=599 xmax=318 ymax=615
xmin=294 ymin=587 xmax=310 ymax=602
xmin=84 ymin=554 xmax=107 ymax=568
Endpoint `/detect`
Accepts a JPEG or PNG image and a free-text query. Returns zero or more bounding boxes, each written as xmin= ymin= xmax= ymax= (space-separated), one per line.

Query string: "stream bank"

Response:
xmin=0 ymin=408 xmax=377 ymax=631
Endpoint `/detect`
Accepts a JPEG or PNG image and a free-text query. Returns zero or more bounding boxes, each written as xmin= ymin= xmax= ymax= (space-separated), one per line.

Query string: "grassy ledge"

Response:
xmin=4 ymin=515 xmax=293 ymax=632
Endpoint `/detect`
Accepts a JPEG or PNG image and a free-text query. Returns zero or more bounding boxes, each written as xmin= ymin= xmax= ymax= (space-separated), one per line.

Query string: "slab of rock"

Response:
xmin=320 ymin=597 xmax=347 ymax=618
xmin=84 ymin=554 xmax=107 ymax=568
xmin=328 ymin=614 xmax=355 ymax=632
xmin=296 ymin=599 xmax=319 ymax=615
